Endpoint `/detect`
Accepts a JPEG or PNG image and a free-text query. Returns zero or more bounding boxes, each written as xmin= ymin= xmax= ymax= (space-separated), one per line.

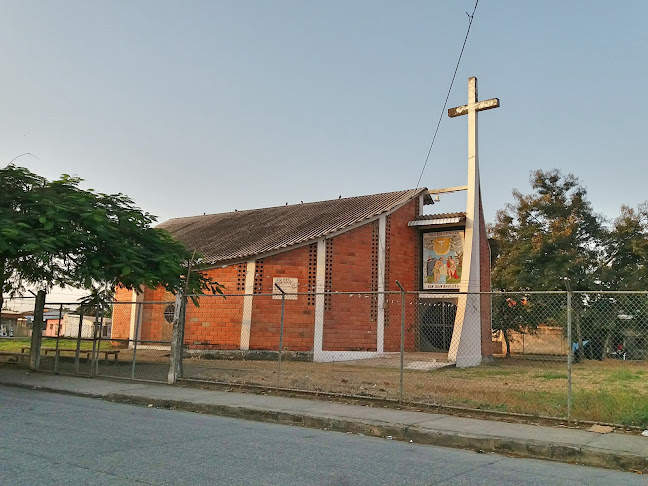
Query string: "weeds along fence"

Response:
xmin=1 ymin=291 xmax=647 ymax=427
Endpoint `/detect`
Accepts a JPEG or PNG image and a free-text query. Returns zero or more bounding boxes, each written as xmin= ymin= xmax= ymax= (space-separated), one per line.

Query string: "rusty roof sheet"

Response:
xmin=159 ymin=189 xmax=425 ymax=265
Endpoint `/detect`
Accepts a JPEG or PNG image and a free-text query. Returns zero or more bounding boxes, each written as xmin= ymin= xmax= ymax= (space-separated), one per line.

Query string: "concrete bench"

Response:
xmin=0 ymin=351 xmax=30 ymax=362
xmin=21 ymin=347 xmax=120 ymax=363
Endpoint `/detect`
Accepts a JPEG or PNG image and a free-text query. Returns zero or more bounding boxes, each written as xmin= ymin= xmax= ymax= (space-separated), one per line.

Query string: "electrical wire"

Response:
xmin=415 ymin=0 xmax=479 ymax=189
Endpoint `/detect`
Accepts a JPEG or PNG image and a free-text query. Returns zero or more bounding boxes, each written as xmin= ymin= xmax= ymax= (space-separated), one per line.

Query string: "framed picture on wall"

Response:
xmin=422 ymin=230 xmax=464 ymax=290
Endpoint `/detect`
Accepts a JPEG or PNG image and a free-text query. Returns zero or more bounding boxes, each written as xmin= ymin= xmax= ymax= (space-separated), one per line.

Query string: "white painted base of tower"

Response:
xmin=448 ymin=293 xmax=482 ymax=367
xmin=313 ymin=350 xmax=383 ymax=363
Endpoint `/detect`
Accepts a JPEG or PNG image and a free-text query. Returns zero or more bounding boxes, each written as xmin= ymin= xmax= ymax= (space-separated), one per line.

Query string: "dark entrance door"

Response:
xmin=418 ymin=301 xmax=456 ymax=352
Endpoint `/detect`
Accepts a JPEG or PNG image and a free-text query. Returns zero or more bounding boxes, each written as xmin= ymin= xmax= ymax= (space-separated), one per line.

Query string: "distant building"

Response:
xmin=1 ymin=311 xmax=29 ymax=337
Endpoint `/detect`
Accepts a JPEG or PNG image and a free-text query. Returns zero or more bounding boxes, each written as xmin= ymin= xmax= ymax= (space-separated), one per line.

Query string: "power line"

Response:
xmin=386 ymin=1 xmax=480 ymax=266
xmin=415 ymin=0 xmax=480 ymax=189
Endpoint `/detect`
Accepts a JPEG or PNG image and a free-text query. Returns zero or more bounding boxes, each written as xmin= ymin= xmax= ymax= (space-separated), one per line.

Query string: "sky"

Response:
xmin=2 ymin=1 xmax=647 ymax=305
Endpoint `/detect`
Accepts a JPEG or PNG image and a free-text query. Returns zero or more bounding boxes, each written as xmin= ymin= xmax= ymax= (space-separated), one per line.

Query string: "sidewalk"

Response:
xmin=1 ymin=367 xmax=646 ymax=473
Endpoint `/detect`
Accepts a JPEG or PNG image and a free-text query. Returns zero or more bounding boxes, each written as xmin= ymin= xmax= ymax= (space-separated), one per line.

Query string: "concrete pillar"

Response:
xmin=313 ymin=238 xmax=326 ymax=360
xmin=239 ymin=259 xmax=256 ymax=350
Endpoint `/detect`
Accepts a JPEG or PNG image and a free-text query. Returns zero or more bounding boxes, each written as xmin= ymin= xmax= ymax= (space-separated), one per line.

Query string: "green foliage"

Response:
xmin=0 ymin=164 xmax=221 ymax=306
xmin=601 ymin=203 xmax=648 ymax=290
xmin=489 ymin=169 xmax=648 ymax=349
xmin=490 ymin=169 xmax=605 ymax=292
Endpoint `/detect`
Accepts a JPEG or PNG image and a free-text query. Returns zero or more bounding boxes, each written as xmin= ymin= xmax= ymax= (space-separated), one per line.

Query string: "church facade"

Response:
xmin=111 ymin=188 xmax=493 ymax=365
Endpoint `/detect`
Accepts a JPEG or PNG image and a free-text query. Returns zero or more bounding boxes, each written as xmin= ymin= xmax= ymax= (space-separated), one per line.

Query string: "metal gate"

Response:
xmin=418 ymin=301 xmax=456 ymax=352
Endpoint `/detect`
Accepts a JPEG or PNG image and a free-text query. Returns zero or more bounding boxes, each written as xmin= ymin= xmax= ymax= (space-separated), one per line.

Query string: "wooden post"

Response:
xmin=168 ymin=292 xmax=186 ymax=384
xmin=29 ymin=290 xmax=46 ymax=370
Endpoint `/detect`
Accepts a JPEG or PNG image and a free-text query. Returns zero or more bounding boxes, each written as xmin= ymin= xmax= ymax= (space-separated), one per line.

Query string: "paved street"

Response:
xmin=0 ymin=387 xmax=645 ymax=485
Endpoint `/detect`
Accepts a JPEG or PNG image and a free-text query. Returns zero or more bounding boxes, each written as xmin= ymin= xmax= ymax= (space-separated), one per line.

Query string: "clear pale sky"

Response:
xmin=2 ymin=2 xmax=646 ymax=232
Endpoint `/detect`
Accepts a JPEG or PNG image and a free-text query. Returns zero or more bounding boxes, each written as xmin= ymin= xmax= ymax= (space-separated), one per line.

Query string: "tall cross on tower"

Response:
xmin=447 ymin=76 xmax=499 ymax=293
xmin=446 ymin=76 xmax=499 ymax=367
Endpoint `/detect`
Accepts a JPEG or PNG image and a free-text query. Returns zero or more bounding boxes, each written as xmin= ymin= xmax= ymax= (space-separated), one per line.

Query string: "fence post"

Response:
xmin=396 ymin=280 xmax=406 ymax=404
xmin=54 ymin=304 xmax=63 ymax=373
xmin=29 ymin=290 xmax=46 ymax=370
xmin=275 ymin=284 xmax=286 ymax=387
xmin=168 ymin=292 xmax=186 ymax=384
xmin=563 ymin=278 xmax=573 ymax=422
xmin=94 ymin=304 xmax=104 ymax=376
xmin=90 ymin=305 xmax=99 ymax=377
xmin=131 ymin=302 xmax=142 ymax=380
xmin=566 ymin=288 xmax=573 ymax=422
xmin=74 ymin=308 xmax=84 ymax=373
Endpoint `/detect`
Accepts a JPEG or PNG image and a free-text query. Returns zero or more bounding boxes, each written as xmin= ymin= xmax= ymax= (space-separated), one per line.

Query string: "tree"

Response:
xmin=491 ymin=294 xmax=533 ymax=357
xmin=584 ymin=203 xmax=648 ymax=357
xmin=489 ymin=170 xmax=606 ymax=358
xmin=0 ymin=164 xmax=221 ymax=311
xmin=490 ymin=169 xmax=605 ymax=291
xmin=600 ymin=203 xmax=648 ymax=291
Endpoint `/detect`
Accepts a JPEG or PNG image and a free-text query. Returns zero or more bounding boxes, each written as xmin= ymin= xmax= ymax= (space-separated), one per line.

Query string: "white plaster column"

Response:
xmin=313 ymin=238 xmax=326 ymax=360
xmin=376 ymin=215 xmax=386 ymax=353
xmin=239 ymin=259 xmax=255 ymax=350
xmin=128 ymin=289 xmax=143 ymax=349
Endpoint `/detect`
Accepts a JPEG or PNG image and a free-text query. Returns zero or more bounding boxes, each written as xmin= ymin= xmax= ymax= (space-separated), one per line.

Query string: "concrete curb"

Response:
xmin=104 ymin=393 xmax=648 ymax=474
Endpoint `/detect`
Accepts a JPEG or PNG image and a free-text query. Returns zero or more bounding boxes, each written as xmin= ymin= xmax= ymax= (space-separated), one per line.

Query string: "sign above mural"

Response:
xmin=422 ymin=230 xmax=464 ymax=290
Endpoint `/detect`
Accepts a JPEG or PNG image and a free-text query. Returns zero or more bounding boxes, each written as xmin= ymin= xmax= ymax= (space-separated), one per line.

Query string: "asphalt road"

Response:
xmin=0 ymin=387 xmax=645 ymax=486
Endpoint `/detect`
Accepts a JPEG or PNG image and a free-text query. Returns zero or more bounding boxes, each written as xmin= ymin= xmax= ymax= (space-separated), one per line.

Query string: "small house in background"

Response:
xmin=43 ymin=312 xmax=112 ymax=339
xmin=0 ymin=310 xmax=29 ymax=337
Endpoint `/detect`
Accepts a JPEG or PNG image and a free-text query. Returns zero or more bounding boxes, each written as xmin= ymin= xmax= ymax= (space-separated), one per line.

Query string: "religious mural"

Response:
xmin=422 ymin=230 xmax=464 ymax=290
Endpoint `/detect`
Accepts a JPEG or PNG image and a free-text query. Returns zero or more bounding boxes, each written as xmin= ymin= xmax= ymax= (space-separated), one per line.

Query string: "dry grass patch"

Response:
xmin=181 ymin=355 xmax=648 ymax=426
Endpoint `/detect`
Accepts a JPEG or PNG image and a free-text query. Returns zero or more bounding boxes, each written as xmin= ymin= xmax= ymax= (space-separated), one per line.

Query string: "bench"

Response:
xmin=0 ymin=351 xmax=30 ymax=362
xmin=20 ymin=346 xmax=120 ymax=363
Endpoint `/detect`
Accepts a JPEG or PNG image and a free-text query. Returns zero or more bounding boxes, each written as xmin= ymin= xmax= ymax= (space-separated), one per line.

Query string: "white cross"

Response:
xmin=448 ymin=76 xmax=499 ymax=166
xmin=447 ymin=76 xmax=499 ymax=294
xmin=448 ymin=77 xmax=499 ymax=119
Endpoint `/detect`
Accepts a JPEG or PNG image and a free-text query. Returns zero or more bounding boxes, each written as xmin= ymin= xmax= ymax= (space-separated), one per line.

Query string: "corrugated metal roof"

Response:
xmin=408 ymin=212 xmax=467 ymax=227
xmin=159 ymin=189 xmax=425 ymax=265
xmin=414 ymin=212 xmax=466 ymax=220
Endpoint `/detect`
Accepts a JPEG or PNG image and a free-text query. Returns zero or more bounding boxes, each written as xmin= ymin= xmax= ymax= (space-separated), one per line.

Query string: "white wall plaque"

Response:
xmin=272 ymin=277 xmax=298 ymax=300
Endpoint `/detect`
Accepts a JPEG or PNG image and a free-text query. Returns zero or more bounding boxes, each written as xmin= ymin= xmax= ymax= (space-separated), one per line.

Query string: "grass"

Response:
xmin=179 ymin=355 xmax=648 ymax=427
xmin=0 ymin=337 xmax=113 ymax=352
xmin=536 ymin=371 xmax=567 ymax=380
xmin=605 ymin=369 xmax=643 ymax=382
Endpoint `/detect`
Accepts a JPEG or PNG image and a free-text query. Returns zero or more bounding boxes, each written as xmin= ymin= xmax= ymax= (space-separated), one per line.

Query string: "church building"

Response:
xmin=111 ymin=77 xmax=498 ymax=367
xmin=111 ymin=187 xmax=492 ymax=366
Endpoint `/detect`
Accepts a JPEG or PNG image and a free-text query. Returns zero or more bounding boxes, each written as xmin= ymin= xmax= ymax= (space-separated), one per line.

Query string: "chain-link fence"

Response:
xmin=0 ymin=297 xmax=172 ymax=382
xmin=2 ymin=290 xmax=647 ymax=427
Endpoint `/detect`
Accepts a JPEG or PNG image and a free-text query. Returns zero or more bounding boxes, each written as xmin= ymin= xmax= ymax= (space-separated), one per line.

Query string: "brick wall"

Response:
xmin=110 ymin=197 xmax=434 ymax=354
xmin=383 ymin=200 xmax=419 ymax=352
xmin=111 ymin=286 xmax=133 ymax=342
xmin=184 ymin=265 xmax=244 ymax=350
xmin=323 ymin=222 xmax=376 ymax=351
xmin=139 ymin=287 xmax=171 ymax=342
xmin=249 ymin=246 xmax=315 ymax=351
